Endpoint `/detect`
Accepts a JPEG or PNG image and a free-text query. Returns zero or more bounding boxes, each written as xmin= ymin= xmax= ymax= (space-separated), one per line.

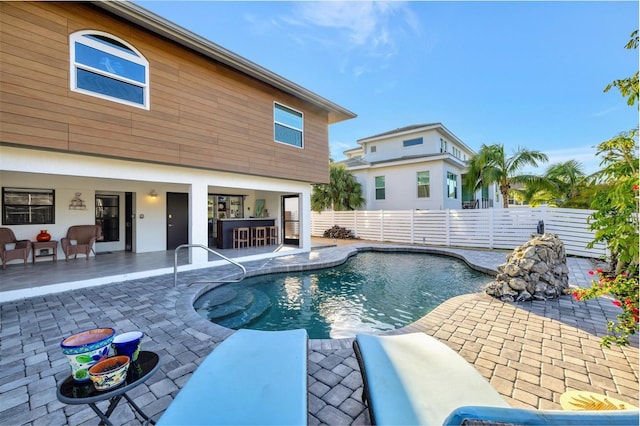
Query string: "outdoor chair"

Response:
xmin=353 ymin=332 xmax=639 ymax=425
xmin=157 ymin=329 xmax=308 ymax=425
xmin=0 ymin=227 xmax=32 ymax=269
xmin=61 ymin=225 xmax=101 ymax=261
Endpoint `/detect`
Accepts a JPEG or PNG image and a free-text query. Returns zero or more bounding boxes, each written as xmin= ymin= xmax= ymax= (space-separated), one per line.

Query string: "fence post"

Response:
xmin=411 ymin=210 xmax=415 ymax=244
xmin=446 ymin=209 xmax=451 ymax=247
xmin=354 ymin=210 xmax=358 ymax=239
xmin=489 ymin=208 xmax=494 ymax=249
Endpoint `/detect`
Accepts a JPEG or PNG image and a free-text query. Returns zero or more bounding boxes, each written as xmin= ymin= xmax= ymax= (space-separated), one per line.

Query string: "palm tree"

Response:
xmin=520 ymin=160 xmax=586 ymax=207
xmin=311 ymin=163 xmax=365 ymax=212
xmin=465 ymin=144 xmax=548 ymax=208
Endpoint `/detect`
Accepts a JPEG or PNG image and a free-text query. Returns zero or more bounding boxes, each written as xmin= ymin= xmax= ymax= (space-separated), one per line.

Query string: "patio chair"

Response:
xmin=61 ymin=225 xmax=101 ymax=261
xmin=0 ymin=227 xmax=32 ymax=269
xmin=157 ymin=328 xmax=308 ymax=425
xmin=354 ymin=332 xmax=639 ymax=425
xmin=353 ymin=332 xmax=511 ymax=425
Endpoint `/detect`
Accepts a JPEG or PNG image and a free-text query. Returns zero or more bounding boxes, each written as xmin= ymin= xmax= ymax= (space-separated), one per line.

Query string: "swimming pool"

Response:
xmin=193 ymin=252 xmax=491 ymax=339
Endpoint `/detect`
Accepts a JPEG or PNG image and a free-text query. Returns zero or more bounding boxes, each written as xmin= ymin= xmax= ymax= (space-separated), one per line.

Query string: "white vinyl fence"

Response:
xmin=311 ymin=207 xmax=608 ymax=258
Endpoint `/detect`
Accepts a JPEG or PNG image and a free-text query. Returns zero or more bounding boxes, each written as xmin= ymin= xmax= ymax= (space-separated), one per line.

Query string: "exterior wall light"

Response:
xmin=149 ymin=189 xmax=158 ymax=198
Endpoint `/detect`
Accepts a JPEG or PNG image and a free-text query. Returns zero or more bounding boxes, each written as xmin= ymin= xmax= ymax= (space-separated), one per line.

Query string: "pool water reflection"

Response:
xmin=194 ymin=252 xmax=491 ymax=339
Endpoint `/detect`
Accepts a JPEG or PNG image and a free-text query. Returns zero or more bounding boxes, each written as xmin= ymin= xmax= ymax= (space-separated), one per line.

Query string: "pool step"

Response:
xmin=217 ymin=288 xmax=272 ymax=329
xmin=193 ymin=287 xmax=239 ymax=318
xmin=206 ymin=288 xmax=255 ymax=321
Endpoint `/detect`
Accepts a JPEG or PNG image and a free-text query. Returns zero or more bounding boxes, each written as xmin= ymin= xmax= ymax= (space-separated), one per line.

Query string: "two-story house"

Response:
xmin=339 ymin=123 xmax=499 ymax=211
xmin=0 ymin=1 xmax=355 ymax=266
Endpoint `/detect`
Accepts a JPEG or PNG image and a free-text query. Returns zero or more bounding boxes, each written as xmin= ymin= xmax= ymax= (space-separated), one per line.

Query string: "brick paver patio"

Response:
xmin=1 ymin=243 xmax=638 ymax=425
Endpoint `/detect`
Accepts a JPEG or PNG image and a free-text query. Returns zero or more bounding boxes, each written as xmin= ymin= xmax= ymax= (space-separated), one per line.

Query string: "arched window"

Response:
xmin=70 ymin=31 xmax=149 ymax=109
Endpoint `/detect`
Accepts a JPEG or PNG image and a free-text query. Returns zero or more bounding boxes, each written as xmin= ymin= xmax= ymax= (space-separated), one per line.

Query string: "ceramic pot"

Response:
xmin=36 ymin=230 xmax=51 ymax=242
xmin=112 ymin=331 xmax=144 ymax=362
xmin=60 ymin=328 xmax=116 ymax=382
xmin=89 ymin=355 xmax=130 ymax=390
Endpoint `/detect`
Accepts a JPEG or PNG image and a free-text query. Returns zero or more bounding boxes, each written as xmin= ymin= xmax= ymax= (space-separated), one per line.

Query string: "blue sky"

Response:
xmin=136 ymin=1 xmax=638 ymax=175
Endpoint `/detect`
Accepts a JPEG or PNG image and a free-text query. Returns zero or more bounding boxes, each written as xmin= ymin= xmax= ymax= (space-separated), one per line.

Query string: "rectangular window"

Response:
xmin=440 ymin=138 xmax=448 ymax=153
xmin=447 ymin=172 xmax=458 ymax=199
xmin=375 ymin=176 xmax=386 ymax=200
xmin=2 ymin=188 xmax=55 ymax=225
xmin=370 ymin=145 xmax=376 ymax=153
xmin=417 ymin=171 xmax=430 ymax=198
xmin=403 ymin=137 xmax=423 ymax=147
xmin=274 ymin=102 xmax=303 ymax=147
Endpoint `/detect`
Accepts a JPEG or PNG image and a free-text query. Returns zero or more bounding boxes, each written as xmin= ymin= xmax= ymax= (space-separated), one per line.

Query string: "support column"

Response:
xmin=189 ymin=181 xmax=208 ymax=265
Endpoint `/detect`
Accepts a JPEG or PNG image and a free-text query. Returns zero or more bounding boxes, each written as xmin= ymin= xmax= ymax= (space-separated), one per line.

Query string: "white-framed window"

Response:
xmin=274 ymin=102 xmax=303 ymax=148
xmin=440 ymin=138 xmax=448 ymax=153
xmin=417 ymin=171 xmax=430 ymax=198
xmin=370 ymin=145 xmax=377 ymax=153
xmin=452 ymin=147 xmax=461 ymax=159
xmin=70 ymin=31 xmax=149 ymax=109
xmin=375 ymin=176 xmax=386 ymax=200
xmin=447 ymin=172 xmax=458 ymax=199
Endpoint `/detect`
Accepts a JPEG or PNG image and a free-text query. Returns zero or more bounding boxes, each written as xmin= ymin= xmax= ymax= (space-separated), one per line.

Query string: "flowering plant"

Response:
xmin=571 ymin=269 xmax=639 ymax=347
xmin=578 ymin=129 xmax=639 ymax=347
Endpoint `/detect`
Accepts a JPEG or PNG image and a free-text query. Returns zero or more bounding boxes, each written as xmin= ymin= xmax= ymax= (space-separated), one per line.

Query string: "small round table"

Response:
xmin=57 ymin=351 xmax=159 ymax=426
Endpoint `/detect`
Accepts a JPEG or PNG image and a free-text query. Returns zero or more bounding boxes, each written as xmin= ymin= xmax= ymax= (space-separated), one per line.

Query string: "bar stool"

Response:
xmin=233 ymin=227 xmax=249 ymax=249
xmin=268 ymin=226 xmax=279 ymax=245
xmin=251 ymin=227 xmax=267 ymax=247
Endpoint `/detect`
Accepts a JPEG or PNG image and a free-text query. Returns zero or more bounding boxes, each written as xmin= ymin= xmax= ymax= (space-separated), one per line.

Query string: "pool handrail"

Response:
xmin=174 ymin=244 xmax=247 ymax=287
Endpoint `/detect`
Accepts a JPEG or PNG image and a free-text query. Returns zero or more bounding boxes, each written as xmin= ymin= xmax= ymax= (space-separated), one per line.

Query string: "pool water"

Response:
xmin=194 ymin=252 xmax=491 ymax=339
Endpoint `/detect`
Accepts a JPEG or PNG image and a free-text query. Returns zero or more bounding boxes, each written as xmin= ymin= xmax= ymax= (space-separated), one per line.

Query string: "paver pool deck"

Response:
xmin=1 ymin=241 xmax=638 ymax=425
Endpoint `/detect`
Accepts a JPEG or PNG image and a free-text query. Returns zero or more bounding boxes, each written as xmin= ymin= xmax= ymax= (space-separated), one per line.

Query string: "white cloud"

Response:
xmin=271 ymin=1 xmax=420 ymax=77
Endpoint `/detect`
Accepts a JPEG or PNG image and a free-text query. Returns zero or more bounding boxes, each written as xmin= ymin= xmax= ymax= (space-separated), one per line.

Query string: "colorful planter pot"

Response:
xmin=112 ymin=331 xmax=144 ymax=362
xmin=89 ymin=355 xmax=130 ymax=390
xmin=60 ymin=328 xmax=116 ymax=382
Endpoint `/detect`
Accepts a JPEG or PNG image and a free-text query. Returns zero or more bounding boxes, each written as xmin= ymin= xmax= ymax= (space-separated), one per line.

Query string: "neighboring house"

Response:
xmin=338 ymin=123 xmax=500 ymax=211
xmin=0 ymin=1 xmax=355 ymax=265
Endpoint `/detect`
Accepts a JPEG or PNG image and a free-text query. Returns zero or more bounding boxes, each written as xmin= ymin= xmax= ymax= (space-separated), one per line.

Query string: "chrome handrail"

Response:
xmin=174 ymin=244 xmax=247 ymax=287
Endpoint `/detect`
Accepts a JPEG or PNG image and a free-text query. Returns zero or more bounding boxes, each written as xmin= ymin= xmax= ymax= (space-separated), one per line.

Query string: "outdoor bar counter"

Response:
xmin=216 ymin=218 xmax=276 ymax=249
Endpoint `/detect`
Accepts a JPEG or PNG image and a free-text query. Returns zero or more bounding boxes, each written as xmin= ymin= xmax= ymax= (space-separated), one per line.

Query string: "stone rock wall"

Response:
xmin=486 ymin=233 xmax=569 ymax=302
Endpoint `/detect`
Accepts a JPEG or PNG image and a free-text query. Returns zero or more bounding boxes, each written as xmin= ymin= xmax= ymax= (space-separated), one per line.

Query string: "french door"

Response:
xmin=282 ymin=195 xmax=299 ymax=246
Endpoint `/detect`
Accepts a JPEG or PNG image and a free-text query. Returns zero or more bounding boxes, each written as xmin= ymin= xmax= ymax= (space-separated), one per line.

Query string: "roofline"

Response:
xmin=92 ymin=0 xmax=356 ymax=124
xmin=357 ymin=123 xmax=476 ymax=155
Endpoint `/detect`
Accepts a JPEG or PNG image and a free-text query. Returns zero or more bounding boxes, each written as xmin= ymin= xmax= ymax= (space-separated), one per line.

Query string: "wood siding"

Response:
xmin=0 ymin=2 xmax=331 ymax=183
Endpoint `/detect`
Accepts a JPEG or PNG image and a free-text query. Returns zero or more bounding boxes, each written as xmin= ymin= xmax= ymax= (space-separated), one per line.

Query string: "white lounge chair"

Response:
xmin=354 ymin=332 xmax=639 ymax=425
xmin=157 ymin=328 xmax=308 ymax=425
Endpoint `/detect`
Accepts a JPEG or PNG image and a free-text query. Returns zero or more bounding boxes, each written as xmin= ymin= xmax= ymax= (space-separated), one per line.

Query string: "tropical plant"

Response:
xmin=572 ymin=268 xmax=638 ymax=347
xmin=570 ymin=29 xmax=639 ymax=346
xmin=464 ymin=144 xmax=548 ymax=208
xmin=587 ymin=129 xmax=639 ymax=275
xmin=604 ymin=29 xmax=638 ymax=107
xmin=518 ymin=160 xmax=587 ymax=207
xmin=311 ymin=163 xmax=365 ymax=212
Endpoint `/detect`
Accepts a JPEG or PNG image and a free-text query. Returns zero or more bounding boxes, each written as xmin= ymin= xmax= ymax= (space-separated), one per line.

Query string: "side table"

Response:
xmin=57 ymin=351 xmax=160 ymax=426
xmin=32 ymin=240 xmax=58 ymax=264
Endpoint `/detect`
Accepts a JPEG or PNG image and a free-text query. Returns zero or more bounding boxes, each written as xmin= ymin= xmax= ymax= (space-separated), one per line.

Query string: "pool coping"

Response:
xmin=177 ymin=244 xmax=506 ymax=350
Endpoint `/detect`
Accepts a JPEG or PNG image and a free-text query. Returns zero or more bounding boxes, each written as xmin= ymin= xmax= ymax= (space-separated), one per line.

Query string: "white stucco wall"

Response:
xmin=352 ymin=159 xmax=469 ymax=211
xmin=0 ymin=146 xmax=312 ymax=263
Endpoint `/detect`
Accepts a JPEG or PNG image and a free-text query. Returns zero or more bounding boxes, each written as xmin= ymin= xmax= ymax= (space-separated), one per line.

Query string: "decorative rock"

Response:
xmin=323 ymin=225 xmax=357 ymax=240
xmin=486 ymin=233 xmax=569 ymax=302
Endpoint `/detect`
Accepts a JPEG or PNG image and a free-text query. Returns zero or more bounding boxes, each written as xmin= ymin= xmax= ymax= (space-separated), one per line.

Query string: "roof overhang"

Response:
xmin=92 ymin=0 xmax=356 ymax=124
xmin=357 ymin=123 xmax=476 ymax=155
